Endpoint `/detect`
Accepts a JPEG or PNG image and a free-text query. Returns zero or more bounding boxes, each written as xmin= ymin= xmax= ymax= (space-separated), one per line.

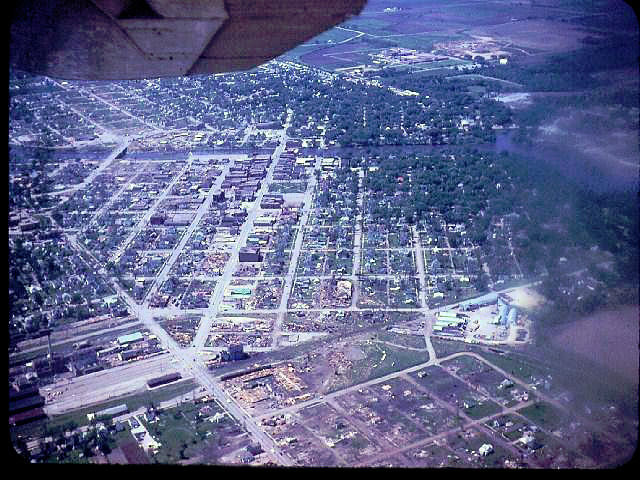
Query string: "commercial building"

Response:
xmin=118 ymin=331 xmax=144 ymax=347
xmin=211 ymin=189 xmax=225 ymax=202
xmin=239 ymin=247 xmax=262 ymax=263
xmin=165 ymin=212 xmax=196 ymax=226
xmin=96 ymin=403 xmax=129 ymax=418
xmin=150 ymin=214 xmax=166 ymax=225
xmin=119 ymin=348 xmax=144 ymax=362
xmin=147 ymin=372 xmax=182 ymax=389
xmin=459 ymin=292 xmax=498 ymax=311
xmin=221 ymin=344 xmax=248 ymax=362
xmin=70 ymin=345 xmax=99 ymax=375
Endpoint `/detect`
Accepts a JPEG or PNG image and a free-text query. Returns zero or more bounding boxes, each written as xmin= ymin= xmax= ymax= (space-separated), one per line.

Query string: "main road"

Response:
xmin=58 ymin=128 xmax=297 ymax=465
xmin=412 ymin=225 xmax=436 ymax=362
xmin=193 ymin=108 xmax=294 ymax=351
xmin=119 ymin=114 xmax=298 ymax=465
xmin=113 ymin=279 xmax=295 ymax=466
xmin=271 ymin=149 xmax=320 ymax=348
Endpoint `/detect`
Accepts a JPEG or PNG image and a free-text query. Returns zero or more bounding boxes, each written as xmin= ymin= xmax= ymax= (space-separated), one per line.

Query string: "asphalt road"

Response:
xmin=271 ymin=152 xmax=320 ymax=348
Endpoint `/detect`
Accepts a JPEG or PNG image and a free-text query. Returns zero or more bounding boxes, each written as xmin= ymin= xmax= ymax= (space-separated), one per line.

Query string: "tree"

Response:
xmin=63 ymin=420 xmax=78 ymax=432
xmin=98 ymin=439 xmax=111 ymax=455
xmin=82 ymin=444 xmax=94 ymax=458
xmin=179 ymin=442 xmax=189 ymax=459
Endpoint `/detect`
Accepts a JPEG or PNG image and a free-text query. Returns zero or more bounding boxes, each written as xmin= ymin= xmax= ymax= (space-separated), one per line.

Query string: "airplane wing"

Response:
xmin=10 ymin=0 xmax=367 ymax=80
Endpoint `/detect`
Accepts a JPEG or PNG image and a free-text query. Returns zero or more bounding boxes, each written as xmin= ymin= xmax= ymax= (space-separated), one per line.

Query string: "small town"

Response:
xmin=9 ymin=0 xmax=638 ymax=469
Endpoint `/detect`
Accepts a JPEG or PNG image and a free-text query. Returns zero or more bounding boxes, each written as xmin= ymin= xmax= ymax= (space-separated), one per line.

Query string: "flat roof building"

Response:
xmin=239 ymin=247 xmax=262 ymax=263
xmin=96 ymin=404 xmax=129 ymax=418
xmin=118 ymin=331 xmax=144 ymax=346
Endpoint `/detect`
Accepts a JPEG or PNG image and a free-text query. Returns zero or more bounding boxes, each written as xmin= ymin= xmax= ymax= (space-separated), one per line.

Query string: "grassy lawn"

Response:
xmin=478 ymin=350 xmax=552 ymax=385
xmin=144 ymin=400 xmax=241 ymax=464
xmin=463 ymin=399 xmax=503 ymax=420
xmin=328 ymin=340 xmax=428 ymax=393
xmin=517 ymin=401 xmax=567 ymax=430
xmin=375 ymin=330 xmax=426 ymax=350
xmin=431 ymin=338 xmax=474 ymax=357
xmin=44 ymin=379 xmax=198 ymax=431
xmin=441 ymin=355 xmax=487 ymax=376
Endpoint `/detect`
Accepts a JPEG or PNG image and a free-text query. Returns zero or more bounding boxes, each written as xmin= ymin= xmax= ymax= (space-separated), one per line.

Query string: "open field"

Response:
xmin=467 ymin=19 xmax=592 ymax=54
xmin=286 ymin=0 xmax=626 ymax=72
xmin=142 ymin=400 xmax=249 ymax=465
xmin=552 ymin=305 xmax=639 ymax=384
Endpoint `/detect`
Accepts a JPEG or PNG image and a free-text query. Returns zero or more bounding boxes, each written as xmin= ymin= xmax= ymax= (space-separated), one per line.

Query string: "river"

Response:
xmin=496 ymin=129 xmax=638 ymax=193
xmin=319 ymin=125 xmax=638 ymax=195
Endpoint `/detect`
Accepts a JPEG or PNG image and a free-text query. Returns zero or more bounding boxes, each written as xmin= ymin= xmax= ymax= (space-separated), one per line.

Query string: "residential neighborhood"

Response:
xmin=9 ymin=0 xmax=638 ymax=469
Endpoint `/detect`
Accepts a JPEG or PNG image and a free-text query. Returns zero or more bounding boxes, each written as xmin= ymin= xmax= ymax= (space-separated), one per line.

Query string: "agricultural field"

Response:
xmin=286 ymin=0 xmax=612 ymax=73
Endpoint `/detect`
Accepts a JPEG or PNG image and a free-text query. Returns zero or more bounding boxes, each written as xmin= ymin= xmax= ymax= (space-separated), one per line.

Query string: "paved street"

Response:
xmin=271 ymin=152 xmax=321 ymax=348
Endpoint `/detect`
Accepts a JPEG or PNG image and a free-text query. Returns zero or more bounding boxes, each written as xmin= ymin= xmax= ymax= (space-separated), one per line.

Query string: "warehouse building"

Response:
xmin=95 ymin=403 xmax=129 ymax=419
xmin=459 ymin=292 xmax=498 ymax=311
xmin=118 ymin=331 xmax=144 ymax=347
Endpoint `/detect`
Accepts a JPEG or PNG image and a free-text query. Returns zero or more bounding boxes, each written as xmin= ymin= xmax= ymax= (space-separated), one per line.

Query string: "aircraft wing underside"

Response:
xmin=10 ymin=0 xmax=367 ymax=80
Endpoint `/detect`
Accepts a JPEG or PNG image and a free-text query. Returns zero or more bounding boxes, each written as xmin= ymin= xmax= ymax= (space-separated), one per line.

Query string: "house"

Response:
xmin=479 ymin=443 xmax=493 ymax=456
xmin=144 ymin=410 xmax=157 ymax=423
xmin=498 ymin=379 xmax=514 ymax=389
xmin=211 ymin=412 xmax=226 ymax=422
xmin=336 ymin=280 xmax=352 ymax=300
xmin=517 ymin=431 xmax=542 ymax=450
